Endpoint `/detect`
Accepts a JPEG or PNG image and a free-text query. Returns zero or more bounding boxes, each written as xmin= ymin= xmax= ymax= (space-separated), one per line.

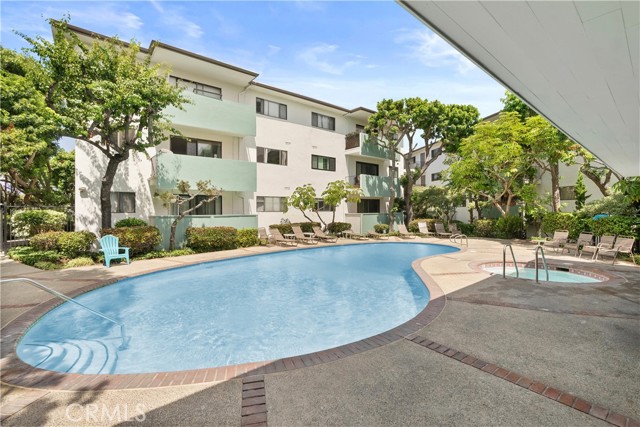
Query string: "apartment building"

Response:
xmin=71 ymin=25 xmax=401 ymax=248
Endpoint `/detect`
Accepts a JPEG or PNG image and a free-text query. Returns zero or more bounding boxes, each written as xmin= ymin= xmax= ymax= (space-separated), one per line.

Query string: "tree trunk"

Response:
xmin=100 ymin=152 xmax=129 ymax=229
xmin=404 ymin=157 xmax=414 ymax=225
xmin=169 ymin=218 xmax=180 ymax=251
xmin=581 ymin=166 xmax=612 ymax=196
xmin=550 ymin=161 xmax=561 ymax=212
xmin=388 ymin=163 xmax=397 ymax=231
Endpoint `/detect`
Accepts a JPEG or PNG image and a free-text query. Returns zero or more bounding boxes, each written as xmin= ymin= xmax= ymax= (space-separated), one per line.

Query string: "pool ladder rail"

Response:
xmin=0 ymin=278 xmax=130 ymax=350
xmin=449 ymin=233 xmax=468 ymax=246
xmin=502 ymin=244 xmax=550 ymax=283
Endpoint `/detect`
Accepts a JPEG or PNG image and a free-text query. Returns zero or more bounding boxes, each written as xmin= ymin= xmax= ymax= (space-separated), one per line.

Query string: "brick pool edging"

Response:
xmin=0 ymin=240 xmax=457 ymax=391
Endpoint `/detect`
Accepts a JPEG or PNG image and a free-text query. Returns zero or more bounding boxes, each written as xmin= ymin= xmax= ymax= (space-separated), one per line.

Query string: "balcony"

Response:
xmin=345 ymin=132 xmax=396 ymax=160
xmin=151 ymin=214 xmax=258 ymax=249
xmin=346 ymin=174 xmax=400 ymax=198
xmin=164 ymin=90 xmax=256 ymax=137
xmin=151 ymin=151 xmax=257 ymax=192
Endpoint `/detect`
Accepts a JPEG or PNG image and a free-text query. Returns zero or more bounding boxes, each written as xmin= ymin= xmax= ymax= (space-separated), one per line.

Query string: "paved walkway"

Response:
xmin=1 ymin=238 xmax=638 ymax=426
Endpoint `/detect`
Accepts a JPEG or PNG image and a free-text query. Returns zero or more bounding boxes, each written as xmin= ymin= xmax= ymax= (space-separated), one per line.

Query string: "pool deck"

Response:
xmin=1 ymin=237 xmax=638 ymax=426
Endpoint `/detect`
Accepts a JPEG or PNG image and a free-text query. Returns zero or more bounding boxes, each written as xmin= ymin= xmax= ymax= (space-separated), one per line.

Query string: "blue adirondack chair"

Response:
xmin=99 ymin=235 xmax=130 ymax=267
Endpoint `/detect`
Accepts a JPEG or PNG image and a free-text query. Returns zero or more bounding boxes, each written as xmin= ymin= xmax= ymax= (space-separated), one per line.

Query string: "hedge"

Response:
xmin=30 ymin=231 xmax=96 ymax=258
xmin=8 ymin=246 xmax=63 ymax=266
xmin=115 ymin=218 xmax=147 ymax=228
xmin=495 ymin=215 xmax=523 ymax=239
xmin=237 ymin=228 xmax=260 ymax=248
xmin=473 ymin=219 xmax=496 ymax=238
xmin=101 ymin=226 xmax=161 ymax=256
xmin=374 ymin=224 xmax=389 ymax=234
xmin=186 ymin=226 xmax=237 ymax=252
xmin=541 ymin=212 xmax=579 ymax=238
xmin=327 ymin=222 xmax=352 ymax=234
xmin=589 ymin=216 xmax=640 ymax=239
xmin=11 ymin=209 xmax=67 ymax=237
xmin=269 ymin=222 xmax=320 ymax=235
xmin=407 ymin=218 xmax=438 ymax=233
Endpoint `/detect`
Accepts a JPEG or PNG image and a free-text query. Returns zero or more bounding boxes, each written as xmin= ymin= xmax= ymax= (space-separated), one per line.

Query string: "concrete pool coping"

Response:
xmin=0 ymin=240 xmax=462 ymax=391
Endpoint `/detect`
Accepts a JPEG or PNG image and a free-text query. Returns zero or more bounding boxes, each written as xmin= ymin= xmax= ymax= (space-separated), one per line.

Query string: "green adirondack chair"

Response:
xmin=99 ymin=235 xmax=130 ymax=267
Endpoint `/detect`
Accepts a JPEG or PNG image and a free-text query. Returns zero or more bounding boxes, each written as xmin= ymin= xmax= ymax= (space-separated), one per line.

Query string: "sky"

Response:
xmin=1 ymin=0 xmax=506 ymax=142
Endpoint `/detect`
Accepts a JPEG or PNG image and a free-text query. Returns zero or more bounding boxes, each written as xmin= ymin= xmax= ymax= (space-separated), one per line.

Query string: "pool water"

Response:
xmin=484 ymin=266 xmax=601 ymax=283
xmin=18 ymin=243 xmax=458 ymax=374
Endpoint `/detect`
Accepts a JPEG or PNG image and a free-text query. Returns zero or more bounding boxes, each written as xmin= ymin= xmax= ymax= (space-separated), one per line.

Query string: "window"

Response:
xmin=357 ymin=199 xmax=380 ymax=213
xmin=110 ymin=192 xmax=135 ymax=213
xmin=169 ymin=76 xmax=222 ymax=100
xmin=170 ymin=136 xmax=222 ymax=158
xmin=312 ymin=112 xmax=336 ymax=131
xmin=312 ymin=155 xmax=336 ymax=171
xmin=257 ymin=196 xmax=286 ymax=212
xmin=560 ymin=186 xmax=576 ymax=200
xmin=171 ymin=195 xmax=222 ymax=216
xmin=431 ymin=172 xmax=442 ymax=181
xmin=256 ymin=97 xmax=287 ymax=120
xmin=431 ymin=147 xmax=442 ymax=158
xmin=257 ymin=147 xmax=288 ymax=166
xmin=315 ymin=199 xmax=333 ymax=212
xmin=356 ymin=161 xmax=379 ymax=176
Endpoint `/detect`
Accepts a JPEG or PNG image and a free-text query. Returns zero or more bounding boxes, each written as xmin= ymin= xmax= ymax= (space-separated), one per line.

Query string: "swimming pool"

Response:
xmin=17 ymin=243 xmax=458 ymax=375
xmin=483 ymin=266 xmax=602 ymax=283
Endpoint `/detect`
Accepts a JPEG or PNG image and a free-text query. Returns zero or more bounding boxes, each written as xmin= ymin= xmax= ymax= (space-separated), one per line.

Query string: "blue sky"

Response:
xmin=2 ymin=1 xmax=505 ymax=117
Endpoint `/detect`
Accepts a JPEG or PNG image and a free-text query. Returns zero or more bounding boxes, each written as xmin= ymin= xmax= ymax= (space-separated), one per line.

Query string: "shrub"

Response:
xmin=407 ymin=218 xmax=438 ymax=233
xmin=11 ymin=209 xmax=66 ymax=237
xmin=30 ymin=231 xmax=65 ymax=251
xmin=541 ymin=212 xmax=576 ymax=237
xmin=115 ymin=218 xmax=147 ymax=228
xmin=237 ymin=228 xmax=260 ymax=248
xmin=473 ymin=219 xmax=496 ymax=238
xmin=269 ymin=222 xmax=320 ymax=235
xmin=327 ymin=222 xmax=352 ymax=234
xmin=134 ymin=248 xmax=196 ymax=260
xmin=374 ymin=224 xmax=389 ymax=234
xmin=66 ymin=257 xmax=96 ymax=268
xmin=34 ymin=261 xmax=62 ymax=270
xmin=186 ymin=226 xmax=238 ymax=252
xmin=8 ymin=247 xmax=63 ymax=266
xmin=495 ymin=215 xmax=523 ymax=239
xmin=101 ymin=226 xmax=161 ymax=256
xmin=576 ymin=193 xmax=636 ymax=218
xmin=589 ymin=216 xmax=640 ymax=239
xmin=456 ymin=221 xmax=475 ymax=236
xmin=57 ymin=231 xmax=96 ymax=258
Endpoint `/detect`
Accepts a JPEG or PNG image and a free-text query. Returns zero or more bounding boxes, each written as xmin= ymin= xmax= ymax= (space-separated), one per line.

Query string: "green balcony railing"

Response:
xmin=151 ymin=215 xmax=258 ymax=250
xmin=345 ymin=133 xmax=395 ymax=160
xmin=164 ymin=90 xmax=256 ymax=136
xmin=359 ymin=174 xmax=400 ymax=198
xmin=152 ymin=151 xmax=257 ymax=192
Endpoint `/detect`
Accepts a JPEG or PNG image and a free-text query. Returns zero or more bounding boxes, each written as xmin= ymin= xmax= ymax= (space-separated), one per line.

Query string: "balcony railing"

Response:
xmin=151 ymin=214 xmax=258 ymax=249
xmin=345 ymin=174 xmax=399 ymax=198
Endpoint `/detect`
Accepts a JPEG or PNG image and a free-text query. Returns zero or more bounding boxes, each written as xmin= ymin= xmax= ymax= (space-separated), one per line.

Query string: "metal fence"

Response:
xmin=0 ymin=205 xmax=74 ymax=253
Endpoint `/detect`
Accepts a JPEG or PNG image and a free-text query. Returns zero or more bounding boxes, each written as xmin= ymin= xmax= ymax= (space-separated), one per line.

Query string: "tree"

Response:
xmin=18 ymin=19 xmax=187 ymax=228
xmin=447 ymin=112 xmax=536 ymax=217
xmin=575 ymin=148 xmax=620 ymax=196
xmin=285 ymin=184 xmax=325 ymax=226
xmin=321 ymin=180 xmax=363 ymax=226
xmin=156 ymin=180 xmax=221 ymax=250
xmin=574 ymin=173 xmax=590 ymax=210
xmin=412 ymin=186 xmax=465 ymax=222
xmin=501 ymin=91 xmax=537 ymax=120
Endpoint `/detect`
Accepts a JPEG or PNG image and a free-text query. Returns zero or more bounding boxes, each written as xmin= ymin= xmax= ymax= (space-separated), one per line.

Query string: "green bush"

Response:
xmin=456 ymin=221 xmax=475 ymax=236
xmin=237 ymin=228 xmax=260 ymax=248
xmin=186 ymin=226 xmax=238 ymax=252
xmin=101 ymin=226 xmax=161 ymax=256
xmin=269 ymin=222 xmax=320 ymax=235
xmin=30 ymin=231 xmax=65 ymax=251
xmin=327 ymin=222 xmax=352 ymax=234
xmin=134 ymin=248 xmax=196 ymax=260
xmin=66 ymin=257 xmax=96 ymax=268
xmin=114 ymin=218 xmax=147 ymax=228
xmin=589 ymin=216 xmax=640 ymax=239
xmin=11 ymin=209 xmax=67 ymax=237
xmin=541 ymin=212 xmax=577 ymax=237
xmin=57 ymin=231 xmax=96 ymax=258
xmin=473 ymin=219 xmax=496 ymax=238
xmin=408 ymin=218 xmax=438 ymax=233
xmin=34 ymin=261 xmax=62 ymax=270
xmin=8 ymin=246 xmax=63 ymax=266
xmin=374 ymin=224 xmax=389 ymax=234
xmin=495 ymin=215 xmax=523 ymax=239
xmin=576 ymin=193 xmax=636 ymax=218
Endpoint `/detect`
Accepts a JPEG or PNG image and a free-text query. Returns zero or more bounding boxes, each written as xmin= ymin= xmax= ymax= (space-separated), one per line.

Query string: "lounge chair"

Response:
xmin=291 ymin=225 xmax=319 ymax=245
xmin=342 ymin=228 xmax=368 ymax=240
xmin=562 ymin=232 xmax=593 ymax=255
xmin=579 ymin=234 xmax=615 ymax=260
xmin=544 ymin=230 xmax=569 ymax=252
xmin=269 ymin=227 xmax=298 ymax=247
xmin=312 ymin=226 xmax=338 ymax=243
xmin=434 ymin=223 xmax=452 ymax=238
xmin=449 ymin=223 xmax=462 ymax=236
xmin=594 ymin=236 xmax=636 ymax=264
xmin=99 ymin=235 xmax=130 ymax=268
xmin=258 ymin=227 xmax=273 ymax=246
xmin=367 ymin=230 xmax=389 ymax=240
xmin=397 ymin=224 xmax=417 ymax=239
xmin=418 ymin=221 xmax=435 ymax=237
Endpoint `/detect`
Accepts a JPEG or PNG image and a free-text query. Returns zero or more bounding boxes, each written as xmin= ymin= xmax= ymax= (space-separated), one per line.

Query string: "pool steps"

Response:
xmin=21 ymin=339 xmax=118 ymax=374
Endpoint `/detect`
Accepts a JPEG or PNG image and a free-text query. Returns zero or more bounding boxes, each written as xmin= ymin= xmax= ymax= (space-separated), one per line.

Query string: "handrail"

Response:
xmin=454 ymin=234 xmax=468 ymax=246
xmin=535 ymin=246 xmax=550 ymax=283
xmin=1 ymin=278 xmax=129 ymax=349
xmin=502 ymin=244 xmax=519 ymax=278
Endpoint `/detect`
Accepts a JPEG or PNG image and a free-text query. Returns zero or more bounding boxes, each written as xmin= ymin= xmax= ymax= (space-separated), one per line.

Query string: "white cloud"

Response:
xmin=268 ymin=45 xmax=281 ymax=55
xmin=395 ymin=28 xmax=475 ymax=74
xmin=298 ymin=43 xmax=359 ymax=75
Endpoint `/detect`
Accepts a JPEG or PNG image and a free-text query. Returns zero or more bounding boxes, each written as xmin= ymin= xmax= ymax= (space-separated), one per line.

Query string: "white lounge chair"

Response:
xmin=434 ymin=223 xmax=452 ymax=238
xmin=418 ymin=221 xmax=435 ymax=237
xmin=312 ymin=226 xmax=337 ymax=243
xmin=563 ymin=232 xmax=592 ymax=255
xmin=544 ymin=230 xmax=569 ymax=252
xmin=594 ymin=236 xmax=636 ymax=264
xmin=291 ymin=225 xmax=318 ymax=245
xmin=269 ymin=227 xmax=298 ymax=247
xmin=579 ymin=235 xmax=615 ymax=260
xmin=397 ymin=224 xmax=417 ymax=239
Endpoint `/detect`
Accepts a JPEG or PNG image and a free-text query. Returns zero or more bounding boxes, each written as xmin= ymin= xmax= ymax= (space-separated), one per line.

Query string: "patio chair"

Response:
xmin=269 ymin=227 xmax=298 ymax=247
xmin=418 ymin=221 xmax=435 ymax=237
xmin=449 ymin=223 xmax=462 ymax=236
xmin=579 ymin=234 xmax=615 ymax=260
xmin=312 ymin=226 xmax=338 ymax=243
xmin=434 ymin=223 xmax=452 ymax=238
xmin=544 ymin=230 xmax=569 ymax=252
xmin=291 ymin=225 xmax=319 ymax=245
xmin=258 ymin=227 xmax=273 ymax=246
xmin=342 ymin=227 xmax=368 ymax=240
xmin=367 ymin=230 xmax=389 ymax=240
xmin=562 ymin=232 xmax=593 ymax=255
xmin=397 ymin=224 xmax=417 ymax=239
xmin=99 ymin=235 xmax=130 ymax=268
xmin=594 ymin=236 xmax=636 ymax=265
